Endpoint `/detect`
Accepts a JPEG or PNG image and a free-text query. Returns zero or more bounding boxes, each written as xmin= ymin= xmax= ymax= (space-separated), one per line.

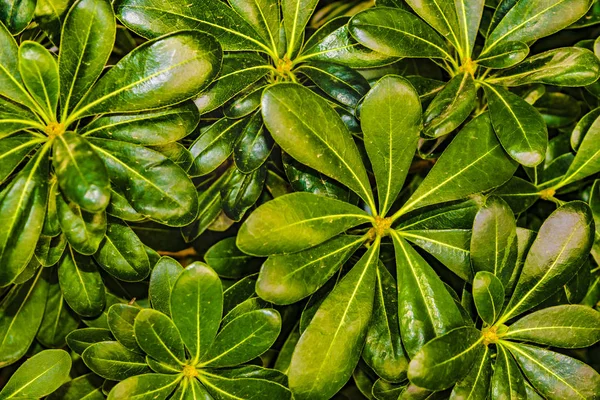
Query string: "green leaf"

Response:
xmin=535 ymin=92 xmax=580 ymax=129
xmin=94 ymin=219 xmax=150 ymax=282
xmin=455 ymin=0 xmax=485 ymax=56
xmin=34 ymin=233 xmax=67 ymax=267
xmin=37 ymin=276 xmax=79 ymax=347
xmin=221 ymin=166 xmax=266 ymax=221
xmin=491 ymin=344 xmax=527 ymax=400
xmin=200 ymin=309 xmax=281 ymax=368
xmin=396 ymin=200 xmax=479 ymax=231
xmin=56 ymin=193 xmax=106 ymax=255
xmin=0 ymin=98 xmax=41 ymax=139
xmin=225 ymin=84 xmax=265 ymax=119
xmin=490 ymin=47 xmax=600 ymax=87
xmin=349 ymin=7 xmax=452 ymax=59
xmin=482 ymin=83 xmax=547 ymax=167
xmin=115 ymin=0 xmax=270 ymax=52
xmin=58 ymin=248 xmax=106 ymax=317
xmin=0 ymin=269 xmax=48 ymax=367
xmin=390 ymin=233 xmax=464 ymax=357
xmin=396 ymin=113 xmax=517 ymax=216
xmin=66 ymin=327 xmax=114 ymax=355
xmin=205 ymin=237 xmax=262 ymax=279
xmin=450 ymin=345 xmax=492 ymax=399
xmin=0 ymin=349 xmax=71 ymax=400
xmin=571 ymin=107 xmax=600 ymax=152
xmin=492 ymin=176 xmax=540 ymax=213
xmin=423 ymin=73 xmax=476 ymax=138
xmin=195 ymin=53 xmax=270 ymax=114
xmin=505 ymin=305 xmax=600 ymax=348
xmin=405 ymin=0 xmax=462 ymax=52
xmin=190 ymin=117 xmax=248 ymax=177
xmin=471 ymin=195 xmax=518 ymax=286
xmin=372 ymin=379 xmax=406 ymax=400
xmin=107 ymin=373 xmax=181 ymax=400
xmin=363 ymin=263 xmax=408 ymax=383
xmin=0 ymin=23 xmax=36 ymax=108
xmin=233 ymin=112 xmax=274 ymax=174
xmin=90 ymin=138 xmax=198 ymax=227
xmin=483 ymin=0 xmax=592 ymax=56
xmin=0 ymin=133 xmax=44 ymax=185
xmin=0 ymin=147 xmax=49 ymax=286
xmin=288 ymin=241 xmax=379 ymax=400
xmin=262 ymin=83 xmax=375 ymax=209
xmin=408 ymin=326 xmax=484 ymax=391
xmin=170 ymin=376 xmax=212 ymax=400
xmin=42 ymin=180 xmax=61 ymax=236
xmin=556 ymin=112 xmax=600 ymax=188
xmin=475 ymin=40 xmax=529 ymax=69
xmin=504 ymin=341 xmax=600 ymax=400
xmin=18 ymin=41 xmax=59 ymax=118
xmin=0 ymin=0 xmax=35 ymax=34
xmin=362 ymin=75 xmax=421 ymax=215
xmin=48 ymin=373 xmax=105 ymax=400
xmin=149 ymin=257 xmax=183 ymax=317
xmin=72 ymin=31 xmax=221 ymax=119
xmin=257 ymin=234 xmax=364 ymax=304
xmin=82 ymin=341 xmax=150 ymax=380
xmin=82 ymin=101 xmax=200 ymax=146
xmin=107 ymin=304 xmax=142 ymax=353
xmin=298 ymin=62 xmax=370 ymax=110
xmin=171 ymin=263 xmax=223 ymax=363
xmin=53 ymin=133 xmax=110 ymax=213
xmin=134 ymin=309 xmax=186 ymax=367
xmin=33 ymin=0 xmax=70 ymax=43
xmin=237 ymin=192 xmax=371 ymax=256
xmin=283 ymin=0 xmax=319 ymax=56
xmin=229 ymin=0 xmax=280 ymax=52
xmin=499 ymin=201 xmax=594 ymax=323
xmin=198 ymin=367 xmax=292 ymax=400
xmin=59 ymin=0 xmax=116 ymax=119
xmin=473 ymin=271 xmax=505 ymax=325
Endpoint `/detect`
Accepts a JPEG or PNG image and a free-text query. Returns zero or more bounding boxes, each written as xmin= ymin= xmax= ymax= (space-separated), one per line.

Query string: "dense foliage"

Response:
xmin=0 ymin=0 xmax=600 ymax=399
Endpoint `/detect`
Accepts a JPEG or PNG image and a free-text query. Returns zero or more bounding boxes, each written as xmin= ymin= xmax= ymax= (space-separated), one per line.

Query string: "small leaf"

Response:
xmin=58 ymin=248 xmax=106 ymax=317
xmin=557 ymin=112 xmax=600 ymax=188
xmin=66 ymin=328 xmax=114 ymax=355
xmin=482 ymin=83 xmax=547 ymax=167
xmin=107 ymin=304 xmax=141 ymax=353
xmin=505 ymin=305 xmax=600 ymax=348
xmin=205 ymin=237 xmax=263 ymax=279
xmin=475 ymin=41 xmax=529 ymax=69
xmin=134 ymin=309 xmax=186 ymax=367
xmin=171 ymin=263 xmax=223 ymax=363
xmin=82 ymin=341 xmax=150 ymax=380
xmin=18 ymin=41 xmax=59 ymax=118
xmin=148 ymin=257 xmax=183 ymax=317
xmin=234 ymin=111 xmax=274 ymax=173
xmin=237 ymin=192 xmax=371 ymax=256
xmin=407 ymin=326 xmax=484 ymax=391
xmin=0 ymin=0 xmax=35 ymax=33
xmin=221 ymin=166 xmax=266 ymax=221
xmin=56 ymin=193 xmax=106 ymax=255
xmin=473 ymin=271 xmax=505 ymax=325
xmin=288 ymin=241 xmax=379 ymax=400
xmin=34 ymin=233 xmax=67 ymax=267
xmin=107 ymin=373 xmax=181 ymax=400
xmin=0 ymin=350 xmax=71 ymax=400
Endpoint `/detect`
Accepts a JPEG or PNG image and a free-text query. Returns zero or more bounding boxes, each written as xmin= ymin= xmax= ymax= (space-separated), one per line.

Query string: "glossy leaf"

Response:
xmin=473 ymin=271 xmax=505 ymax=325
xmin=107 ymin=304 xmax=142 ymax=353
xmin=397 ymin=113 xmax=517 ymax=216
xmin=0 ymin=350 xmax=71 ymax=400
xmin=362 ymin=75 xmax=421 ymax=215
xmin=171 ymin=263 xmax=223 ymax=363
xmin=0 ymin=23 xmax=36 ymax=108
xmin=0 ymin=99 xmax=40 ymax=139
xmin=221 ymin=166 xmax=266 ymax=221
xmin=107 ymin=373 xmax=180 ymax=400
xmin=476 ymin=40 xmax=529 ymax=69
xmin=134 ymin=309 xmax=186 ymax=366
xmin=37 ymin=276 xmax=79 ymax=347
xmin=491 ymin=344 xmax=527 ymax=400
xmin=229 ymin=0 xmax=280 ymax=51
xmin=349 ymin=7 xmax=452 ymax=59
xmin=391 ymin=233 xmax=464 ymax=357
xmin=0 ymin=133 xmax=43 ymax=185
xmin=557 ymin=112 xmax=600 ymax=188
xmin=58 ymin=248 xmax=106 ymax=317
xmin=90 ymin=138 xmax=198 ymax=226
xmin=407 ymin=326 xmax=484 ymax=391
xmin=73 ymin=31 xmax=221 ymax=119
xmin=262 ymin=83 xmax=374 ymax=208
xmin=66 ymin=328 xmax=114 ymax=355
xmin=56 ymin=193 xmax=106 ymax=255
xmin=198 ymin=367 xmax=291 ymax=400
xmin=234 ymin=111 xmax=274 ymax=173
xmin=423 ymin=73 xmax=476 ymax=139
xmin=34 ymin=233 xmax=67 ymax=267
xmin=499 ymin=202 xmax=594 ymax=323
xmin=493 ymin=176 xmax=540 ymax=213
xmin=288 ymin=241 xmax=379 ymax=400
xmin=82 ymin=341 xmax=150 ymax=380
xmin=237 ymin=192 xmax=371 ymax=256
xmin=483 ymin=83 xmax=547 ymax=167
xmin=18 ymin=41 xmax=59 ymax=118
xmin=48 ymin=373 xmax=104 ymax=400
xmin=450 ymin=345 xmax=492 ymax=399
xmin=505 ymin=305 xmax=600 ymax=348
xmin=205 ymin=237 xmax=262 ymax=279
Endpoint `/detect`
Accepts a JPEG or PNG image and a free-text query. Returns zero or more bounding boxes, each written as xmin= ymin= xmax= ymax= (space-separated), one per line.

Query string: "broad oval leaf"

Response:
xmin=107 ymin=373 xmax=181 ymax=400
xmin=134 ymin=309 xmax=186 ymax=367
xmin=149 ymin=257 xmax=183 ymax=316
xmin=171 ymin=263 xmax=223 ymax=363
xmin=107 ymin=304 xmax=141 ymax=353
xmin=407 ymin=326 xmax=484 ymax=391
xmin=499 ymin=201 xmax=594 ymax=323
xmin=476 ymin=41 xmax=529 ymax=69
xmin=473 ymin=271 xmax=505 ymax=325
xmin=56 ymin=193 xmax=106 ymax=255
xmin=237 ymin=192 xmax=371 ymax=256
xmin=362 ymin=75 xmax=421 ymax=215
xmin=58 ymin=248 xmax=106 ymax=317
xmin=72 ymin=31 xmax=221 ymax=119
xmin=262 ymin=83 xmax=374 ymax=208
xmin=53 ymin=133 xmax=110 ymax=213
xmin=505 ymin=305 xmax=600 ymax=348
xmin=18 ymin=41 xmax=59 ymax=118
xmin=0 ymin=350 xmax=71 ymax=400
xmin=349 ymin=7 xmax=452 ymax=59
xmin=482 ymin=83 xmax=547 ymax=167
xmin=90 ymin=138 xmax=198 ymax=227
xmin=288 ymin=241 xmax=379 ymax=400
xmin=82 ymin=341 xmax=150 ymax=380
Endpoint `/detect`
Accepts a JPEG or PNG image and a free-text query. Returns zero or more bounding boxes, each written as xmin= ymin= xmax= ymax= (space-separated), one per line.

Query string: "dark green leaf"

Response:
xmin=450 ymin=345 xmax=492 ymax=399
xmin=82 ymin=341 xmax=150 ymax=380
xmin=404 ymin=0 xmax=462 ymax=53
xmin=37 ymin=277 xmax=79 ymax=347
xmin=229 ymin=0 xmax=280 ymax=52
xmin=0 ymin=0 xmax=35 ymax=33
xmin=492 ymin=177 xmax=540 ymax=213
xmin=57 ymin=193 xmax=106 ymax=255
xmin=283 ymin=0 xmax=319 ymax=56
xmin=148 ymin=257 xmax=183 ymax=317
xmin=0 ymin=100 xmax=41 ymax=140
xmin=58 ymin=248 xmax=106 ymax=317
xmin=221 ymin=166 xmax=266 ymax=221
xmin=34 ymin=233 xmax=67 ymax=267
xmin=18 ymin=41 xmax=59 ymax=118
xmin=0 ymin=23 xmax=37 ymax=108
xmin=473 ymin=271 xmax=505 ymax=325
xmin=205 ymin=237 xmax=262 ymax=279
xmin=107 ymin=304 xmax=142 ymax=353
xmin=134 ymin=309 xmax=185 ymax=367
xmin=198 ymin=367 xmax=291 ymax=400
xmin=66 ymin=328 xmax=114 ymax=355
xmin=233 ymin=112 xmax=273 ymax=173
xmin=47 ymin=373 xmax=104 ymax=400
xmin=225 ymin=84 xmax=265 ymax=119
xmin=491 ymin=344 xmax=526 ymax=400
